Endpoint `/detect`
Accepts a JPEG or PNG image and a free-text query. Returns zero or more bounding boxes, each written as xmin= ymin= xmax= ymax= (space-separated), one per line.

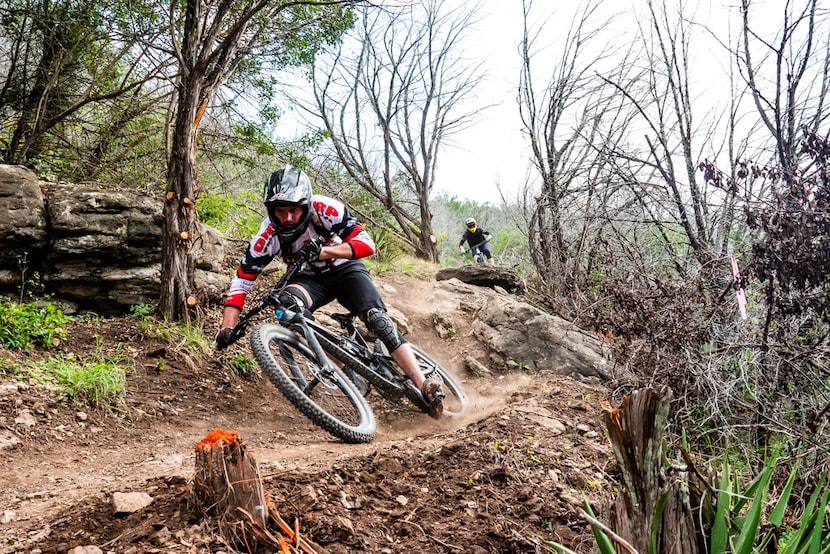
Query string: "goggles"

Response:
xmin=466 ymin=223 xmax=476 ymax=229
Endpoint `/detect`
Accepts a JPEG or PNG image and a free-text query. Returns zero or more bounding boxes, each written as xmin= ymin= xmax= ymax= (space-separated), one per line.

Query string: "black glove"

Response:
xmin=300 ymin=239 xmax=323 ymax=262
xmin=215 ymin=327 xmax=234 ymax=350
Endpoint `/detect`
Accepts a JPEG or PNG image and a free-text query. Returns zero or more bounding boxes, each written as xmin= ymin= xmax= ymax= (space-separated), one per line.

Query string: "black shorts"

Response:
xmin=286 ymin=260 xmax=386 ymax=315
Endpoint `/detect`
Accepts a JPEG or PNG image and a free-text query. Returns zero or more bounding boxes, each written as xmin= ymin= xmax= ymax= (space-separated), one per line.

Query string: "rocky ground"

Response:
xmin=0 ymin=268 xmax=615 ymax=554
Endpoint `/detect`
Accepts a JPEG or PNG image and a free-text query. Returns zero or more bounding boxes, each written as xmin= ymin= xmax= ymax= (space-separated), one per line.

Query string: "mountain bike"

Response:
xmin=223 ymin=244 xmax=468 ymax=444
xmin=463 ymin=238 xmax=491 ymax=265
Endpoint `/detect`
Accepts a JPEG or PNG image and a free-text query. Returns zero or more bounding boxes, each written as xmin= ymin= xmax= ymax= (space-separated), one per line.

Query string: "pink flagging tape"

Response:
xmin=729 ymin=254 xmax=747 ymax=320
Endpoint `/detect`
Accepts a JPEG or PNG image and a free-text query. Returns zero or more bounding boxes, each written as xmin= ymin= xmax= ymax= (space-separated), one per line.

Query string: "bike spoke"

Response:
xmin=269 ymin=337 xmax=366 ymax=428
xmin=250 ymin=323 xmax=376 ymax=443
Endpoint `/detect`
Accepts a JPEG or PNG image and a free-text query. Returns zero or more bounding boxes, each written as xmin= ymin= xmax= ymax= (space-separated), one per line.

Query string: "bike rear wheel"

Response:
xmin=411 ymin=345 xmax=468 ymax=417
xmin=325 ymin=336 xmax=469 ymax=418
xmin=250 ymin=323 xmax=376 ymax=444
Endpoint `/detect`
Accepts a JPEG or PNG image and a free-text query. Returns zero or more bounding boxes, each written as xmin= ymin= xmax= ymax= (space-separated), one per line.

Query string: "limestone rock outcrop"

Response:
xmin=0 ymin=165 xmax=227 ymax=313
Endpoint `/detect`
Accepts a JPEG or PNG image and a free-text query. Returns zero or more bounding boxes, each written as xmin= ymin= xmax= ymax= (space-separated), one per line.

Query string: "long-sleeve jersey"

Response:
xmin=459 ymin=227 xmax=490 ymax=248
xmin=224 ymin=194 xmax=376 ymax=310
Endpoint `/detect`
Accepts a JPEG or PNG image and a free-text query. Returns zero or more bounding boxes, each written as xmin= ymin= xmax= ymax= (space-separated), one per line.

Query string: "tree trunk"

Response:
xmin=602 ymin=388 xmax=704 ymax=553
xmin=158 ymin=0 xmax=202 ymax=322
xmin=417 ymin=203 xmax=438 ymax=262
xmin=159 ymin=86 xmax=198 ymax=322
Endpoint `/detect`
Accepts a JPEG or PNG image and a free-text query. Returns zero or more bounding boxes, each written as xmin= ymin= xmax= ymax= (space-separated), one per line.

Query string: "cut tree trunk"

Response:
xmin=192 ymin=429 xmax=320 ymax=554
xmin=602 ymin=388 xmax=704 ymax=553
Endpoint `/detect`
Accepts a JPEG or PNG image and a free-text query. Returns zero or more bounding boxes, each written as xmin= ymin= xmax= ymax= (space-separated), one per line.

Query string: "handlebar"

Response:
xmin=463 ymin=237 xmax=491 ymax=254
xmin=223 ymin=236 xmax=326 ymax=347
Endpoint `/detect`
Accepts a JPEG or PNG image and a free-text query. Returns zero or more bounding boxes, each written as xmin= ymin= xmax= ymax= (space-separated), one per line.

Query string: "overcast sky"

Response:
xmin=278 ymin=0 xmax=796 ymax=206
xmin=431 ymin=2 xmax=530 ymax=205
xmin=432 ymin=0 xmax=790 ymax=205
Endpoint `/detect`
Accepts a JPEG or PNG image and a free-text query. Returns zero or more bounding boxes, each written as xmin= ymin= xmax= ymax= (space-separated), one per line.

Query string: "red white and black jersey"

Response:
xmin=224 ymin=195 xmax=376 ymax=310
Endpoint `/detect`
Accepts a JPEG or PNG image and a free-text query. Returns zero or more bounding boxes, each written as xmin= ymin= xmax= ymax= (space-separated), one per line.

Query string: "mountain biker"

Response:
xmin=215 ymin=165 xmax=445 ymax=418
xmin=458 ymin=217 xmax=494 ymax=266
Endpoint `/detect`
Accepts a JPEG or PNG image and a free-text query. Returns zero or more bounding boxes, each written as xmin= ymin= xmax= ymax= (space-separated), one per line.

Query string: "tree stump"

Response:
xmin=192 ymin=429 xmax=320 ymax=554
xmin=601 ymin=388 xmax=704 ymax=553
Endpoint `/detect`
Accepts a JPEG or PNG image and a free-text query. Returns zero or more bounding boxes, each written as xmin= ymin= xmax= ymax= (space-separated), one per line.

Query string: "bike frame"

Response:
xmin=464 ymin=238 xmax=490 ymax=264
xmin=227 ymin=249 xmax=405 ymax=399
xmin=227 ymin=244 xmax=328 ymax=365
xmin=226 ymin=240 xmax=466 ymax=420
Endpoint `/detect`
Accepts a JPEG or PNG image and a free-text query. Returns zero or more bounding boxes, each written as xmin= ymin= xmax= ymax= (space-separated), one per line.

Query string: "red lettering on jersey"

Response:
xmin=313 ymin=200 xmax=339 ymax=218
xmin=252 ymin=223 xmax=274 ymax=253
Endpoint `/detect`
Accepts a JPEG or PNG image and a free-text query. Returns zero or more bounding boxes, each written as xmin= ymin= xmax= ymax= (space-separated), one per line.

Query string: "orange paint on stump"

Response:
xmin=195 ymin=429 xmax=239 ymax=449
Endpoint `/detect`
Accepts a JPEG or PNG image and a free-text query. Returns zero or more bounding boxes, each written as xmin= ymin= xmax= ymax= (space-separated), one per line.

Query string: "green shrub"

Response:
xmin=0 ymin=298 xmax=70 ymax=350
xmin=129 ymin=303 xmax=155 ymax=316
xmin=197 ymin=191 xmax=262 ymax=239
xmin=228 ymin=353 xmax=257 ymax=375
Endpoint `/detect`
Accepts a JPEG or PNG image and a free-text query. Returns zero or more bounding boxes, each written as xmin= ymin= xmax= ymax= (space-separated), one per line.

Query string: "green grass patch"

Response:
xmin=0 ymin=297 xmax=70 ymax=350
xmin=227 ymin=353 xmax=257 ymax=375
xmin=25 ymin=349 xmax=128 ymax=407
xmin=136 ymin=316 xmax=211 ymax=360
xmin=38 ymin=354 xmax=128 ymax=407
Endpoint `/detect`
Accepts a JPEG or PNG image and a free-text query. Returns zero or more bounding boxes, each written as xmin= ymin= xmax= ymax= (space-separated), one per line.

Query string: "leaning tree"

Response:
xmin=160 ymin=0 xmax=361 ymax=321
xmin=308 ymin=0 xmax=483 ymax=262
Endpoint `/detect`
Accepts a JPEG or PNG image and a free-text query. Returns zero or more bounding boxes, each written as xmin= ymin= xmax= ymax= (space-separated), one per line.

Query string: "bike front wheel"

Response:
xmin=250 ymin=323 xmax=376 ymax=444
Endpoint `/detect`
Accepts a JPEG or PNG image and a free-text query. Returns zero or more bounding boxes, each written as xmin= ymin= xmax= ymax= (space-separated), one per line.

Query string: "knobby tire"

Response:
xmin=250 ymin=323 xmax=376 ymax=444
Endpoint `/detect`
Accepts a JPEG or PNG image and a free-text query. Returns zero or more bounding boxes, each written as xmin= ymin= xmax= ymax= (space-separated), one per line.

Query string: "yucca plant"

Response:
xmin=550 ymin=449 xmax=830 ymax=554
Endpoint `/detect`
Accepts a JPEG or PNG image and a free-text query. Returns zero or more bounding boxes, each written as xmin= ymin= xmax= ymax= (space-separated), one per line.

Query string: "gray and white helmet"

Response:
xmin=263 ymin=165 xmax=313 ymax=243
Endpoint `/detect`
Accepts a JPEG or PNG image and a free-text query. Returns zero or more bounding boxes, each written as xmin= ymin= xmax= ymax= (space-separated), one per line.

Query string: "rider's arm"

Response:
xmin=220 ymin=305 xmax=241 ymax=329
xmin=316 ymin=196 xmax=377 ymax=260
xmin=319 ymin=241 xmax=356 ymax=260
xmin=224 ymin=217 xmax=279 ymax=312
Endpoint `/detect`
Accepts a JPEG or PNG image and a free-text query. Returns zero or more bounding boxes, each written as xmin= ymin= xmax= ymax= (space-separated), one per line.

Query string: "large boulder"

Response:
xmin=435 ymin=265 xmax=523 ymax=292
xmin=0 ymin=165 xmax=227 ymax=313
xmin=434 ymin=278 xmax=612 ymax=380
xmin=45 ymin=182 xmax=163 ymax=262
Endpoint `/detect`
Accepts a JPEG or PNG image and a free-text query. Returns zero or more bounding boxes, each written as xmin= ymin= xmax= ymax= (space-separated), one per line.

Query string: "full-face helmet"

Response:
xmin=263 ymin=165 xmax=313 ymax=244
xmin=465 ymin=217 xmax=477 ymax=231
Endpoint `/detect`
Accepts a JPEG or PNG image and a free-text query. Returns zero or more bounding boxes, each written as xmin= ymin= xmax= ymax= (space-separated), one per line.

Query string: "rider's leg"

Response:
xmin=280 ymin=284 xmax=312 ymax=309
xmin=334 ymin=263 xmax=444 ymax=414
xmin=362 ymin=309 xmax=423 ymax=387
xmin=363 ymin=308 xmax=443 ymax=416
xmin=482 ymin=245 xmax=495 ymax=266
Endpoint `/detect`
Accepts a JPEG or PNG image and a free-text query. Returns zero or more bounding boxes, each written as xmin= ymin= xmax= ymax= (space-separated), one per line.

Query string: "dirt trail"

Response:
xmin=0 ymin=271 xmax=613 ymax=553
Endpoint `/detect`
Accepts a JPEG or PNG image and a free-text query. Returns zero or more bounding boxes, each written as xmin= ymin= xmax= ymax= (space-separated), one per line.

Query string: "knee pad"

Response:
xmin=363 ymin=308 xmax=405 ymax=351
xmin=278 ymin=290 xmax=305 ymax=312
